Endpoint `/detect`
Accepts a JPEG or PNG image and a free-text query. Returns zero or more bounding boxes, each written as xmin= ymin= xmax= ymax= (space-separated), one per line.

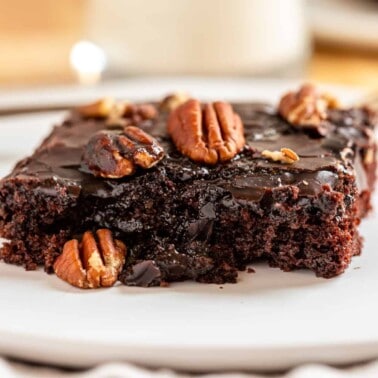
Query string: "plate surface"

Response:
xmin=0 ymin=80 xmax=376 ymax=371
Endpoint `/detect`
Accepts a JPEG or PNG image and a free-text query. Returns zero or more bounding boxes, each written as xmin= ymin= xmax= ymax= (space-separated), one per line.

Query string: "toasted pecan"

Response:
xmin=53 ymin=229 xmax=126 ymax=289
xmin=167 ymin=99 xmax=245 ymax=164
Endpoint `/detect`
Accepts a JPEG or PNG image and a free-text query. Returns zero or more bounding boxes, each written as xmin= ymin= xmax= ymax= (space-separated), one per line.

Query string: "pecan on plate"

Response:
xmin=53 ymin=229 xmax=126 ymax=289
xmin=167 ymin=99 xmax=245 ymax=165
xmin=279 ymin=84 xmax=340 ymax=136
xmin=82 ymin=126 xmax=165 ymax=178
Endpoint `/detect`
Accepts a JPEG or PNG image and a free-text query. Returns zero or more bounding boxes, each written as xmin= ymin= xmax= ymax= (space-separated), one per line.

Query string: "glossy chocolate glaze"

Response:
xmin=9 ymin=103 xmax=375 ymax=202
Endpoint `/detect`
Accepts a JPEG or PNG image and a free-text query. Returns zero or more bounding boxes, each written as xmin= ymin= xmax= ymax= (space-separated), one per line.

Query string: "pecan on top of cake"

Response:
xmin=82 ymin=126 xmax=165 ymax=178
xmin=159 ymin=91 xmax=191 ymax=113
xmin=167 ymin=99 xmax=245 ymax=165
xmin=279 ymin=83 xmax=340 ymax=136
xmin=261 ymin=147 xmax=300 ymax=165
xmin=75 ymin=97 xmax=158 ymax=128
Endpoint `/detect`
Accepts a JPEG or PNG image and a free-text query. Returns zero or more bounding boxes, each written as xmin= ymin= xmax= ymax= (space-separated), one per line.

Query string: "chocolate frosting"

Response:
xmin=5 ymin=103 xmax=376 ymax=202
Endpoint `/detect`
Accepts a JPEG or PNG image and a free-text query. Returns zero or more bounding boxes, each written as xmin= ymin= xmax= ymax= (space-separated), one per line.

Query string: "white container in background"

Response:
xmin=85 ymin=0 xmax=309 ymax=76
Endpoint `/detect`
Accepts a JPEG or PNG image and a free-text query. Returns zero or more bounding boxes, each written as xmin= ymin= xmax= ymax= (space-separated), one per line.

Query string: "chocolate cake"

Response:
xmin=0 ymin=84 xmax=376 ymax=288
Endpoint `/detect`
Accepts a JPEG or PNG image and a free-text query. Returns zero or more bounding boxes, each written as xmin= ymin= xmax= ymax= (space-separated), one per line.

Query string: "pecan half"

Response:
xmin=168 ymin=99 xmax=245 ymax=165
xmin=75 ymin=97 xmax=158 ymax=127
xmin=76 ymin=98 xmax=116 ymax=118
xmin=261 ymin=147 xmax=299 ymax=164
xmin=82 ymin=126 xmax=165 ymax=178
xmin=159 ymin=92 xmax=191 ymax=112
xmin=279 ymin=84 xmax=340 ymax=136
xmin=106 ymin=102 xmax=158 ymax=128
xmin=121 ymin=103 xmax=158 ymax=126
xmin=53 ymin=229 xmax=126 ymax=289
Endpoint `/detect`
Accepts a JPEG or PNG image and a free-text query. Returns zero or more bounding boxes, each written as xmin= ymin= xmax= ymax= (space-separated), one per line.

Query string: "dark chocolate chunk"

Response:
xmin=124 ymin=260 xmax=161 ymax=287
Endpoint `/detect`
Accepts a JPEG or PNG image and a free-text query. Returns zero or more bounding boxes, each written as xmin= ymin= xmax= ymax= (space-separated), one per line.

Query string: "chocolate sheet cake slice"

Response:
xmin=0 ymin=85 xmax=376 ymax=288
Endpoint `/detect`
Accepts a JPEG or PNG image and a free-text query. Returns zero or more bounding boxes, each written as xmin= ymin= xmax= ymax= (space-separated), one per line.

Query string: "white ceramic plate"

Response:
xmin=0 ymin=80 xmax=376 ymax=372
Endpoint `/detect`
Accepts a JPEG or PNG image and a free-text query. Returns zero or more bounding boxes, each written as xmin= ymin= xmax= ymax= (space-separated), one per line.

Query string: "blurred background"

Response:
xmin=0 ymin=0 xmax=377 ymax=89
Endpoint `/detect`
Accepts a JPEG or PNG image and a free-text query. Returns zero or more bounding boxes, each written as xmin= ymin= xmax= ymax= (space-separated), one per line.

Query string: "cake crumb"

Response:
xmin=247 ymin=267 xmax=256 ymax=274
xmin=160 ymin=281 xmax=170 ymax=287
